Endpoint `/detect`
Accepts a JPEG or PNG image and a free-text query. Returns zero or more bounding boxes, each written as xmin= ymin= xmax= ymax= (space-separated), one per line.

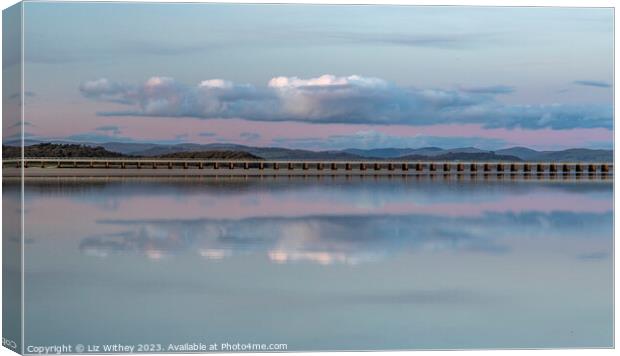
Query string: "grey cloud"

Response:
xmin=123 ymin=40 xmax=220 ymax=56
xmin=95 ymin=125 xmax=122 ymax=135
xmin=341 ymin=289 xmax=497 ymax=306
xmin=25 ymin=28 xmax=491 ymax=66
xmin=484 ymin=103 xmax=612 ymax=130
xmin=84 ymin=76 xmax=277 ymax=119
xmin=198 ymin=131 xmax=217 ymax=137
xmin=576 ymin=251 xmax=608 ymax=261
xmin=8 ymin=91 xmax=36 ymax=100
xmin=3 ymin=132 xmax=37 ymax=143
xmin=573 ymin=80 xmax=612 ymax=88
xmin=79 ymin=78 xmax=136 ymax=104
xmin=64 ymin=133 xmax=132 ymax=143
xmin=10 ymin=121 xmax=34 ymax=128
xmin=62 ymin=132 xmax=189 ymax=145
xmin=80 ymin=75 xmax=612 ymax=130
xmin=459 ymin=85 xmax=515 ymax=94
xmin=25 ymin=54 xmax=85 ymax=64
xmin=25 ymin=32 xmax=219 ymax=64
xmin=240 ymin=132 xmax=261 ymax=141
xmin=324 ymin=31 xmax=499 ymax=50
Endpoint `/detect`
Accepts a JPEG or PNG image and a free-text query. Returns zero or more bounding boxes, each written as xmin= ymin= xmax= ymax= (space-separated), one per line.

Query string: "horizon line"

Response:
xmin=2 ymin=139 xmax=613 ymax=153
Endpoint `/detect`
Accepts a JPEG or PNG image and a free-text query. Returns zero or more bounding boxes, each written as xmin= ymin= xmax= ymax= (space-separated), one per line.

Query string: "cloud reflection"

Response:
xmin=79 ymin=211 xmax=611 ymax=264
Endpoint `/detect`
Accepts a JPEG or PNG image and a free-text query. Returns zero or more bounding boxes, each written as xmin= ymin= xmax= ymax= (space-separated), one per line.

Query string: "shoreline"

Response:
xmin=2 ymin=167 xmax=613 ymax=181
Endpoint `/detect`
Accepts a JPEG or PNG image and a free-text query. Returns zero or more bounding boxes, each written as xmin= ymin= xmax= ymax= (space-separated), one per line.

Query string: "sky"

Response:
xmin=5 ymin=2 xmax=614 ymax=150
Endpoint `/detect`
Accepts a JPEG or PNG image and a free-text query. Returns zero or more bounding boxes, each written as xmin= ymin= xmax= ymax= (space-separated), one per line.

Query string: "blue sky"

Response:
xmin=10 ymin=2 xmax=614 ymax=149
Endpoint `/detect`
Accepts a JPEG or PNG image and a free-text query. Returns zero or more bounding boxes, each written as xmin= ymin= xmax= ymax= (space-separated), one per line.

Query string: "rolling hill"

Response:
xmin=3 ymin=141 xmax=613 ymax=162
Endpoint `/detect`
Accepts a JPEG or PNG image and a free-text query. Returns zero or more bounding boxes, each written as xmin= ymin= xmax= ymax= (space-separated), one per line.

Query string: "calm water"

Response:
xmin=10 ymin=177 xmax=613 ymax=350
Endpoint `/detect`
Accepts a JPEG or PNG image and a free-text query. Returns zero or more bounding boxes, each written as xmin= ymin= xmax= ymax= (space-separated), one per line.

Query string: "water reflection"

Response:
xmin=78 ymin=210 xmax=611 ymax=265
xmin=18 ymin=178 xmax=613 ymax=349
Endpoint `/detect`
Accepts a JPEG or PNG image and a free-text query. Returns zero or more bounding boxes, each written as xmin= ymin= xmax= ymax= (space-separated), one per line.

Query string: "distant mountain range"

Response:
xmin=2 ymin=140 xmax=613 ymax=162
